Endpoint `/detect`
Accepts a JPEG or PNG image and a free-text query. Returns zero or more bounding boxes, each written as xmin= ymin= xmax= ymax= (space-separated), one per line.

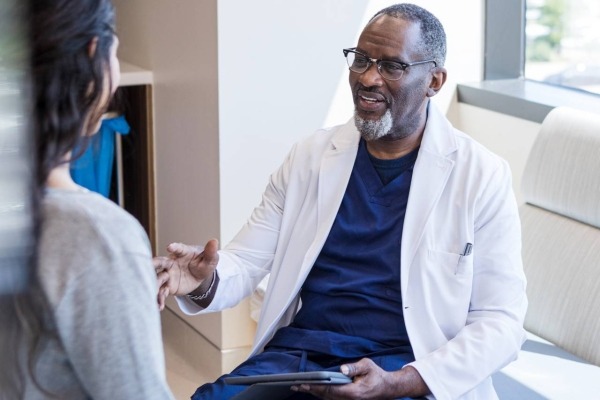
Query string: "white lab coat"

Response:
xmin=177 ymin=102 xmax=527 ymax=400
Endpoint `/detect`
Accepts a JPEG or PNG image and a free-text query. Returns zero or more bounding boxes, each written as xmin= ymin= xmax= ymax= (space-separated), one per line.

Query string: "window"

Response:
xmin=458 ymin=0 xmax=600 ymax=123
xmin=525 ymin=0 xmax=600 ymax=96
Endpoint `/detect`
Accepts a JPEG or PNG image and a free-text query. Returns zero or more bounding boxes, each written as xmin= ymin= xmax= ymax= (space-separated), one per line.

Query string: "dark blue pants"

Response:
xmin=191 ymin=346 xmax=417 ymax=400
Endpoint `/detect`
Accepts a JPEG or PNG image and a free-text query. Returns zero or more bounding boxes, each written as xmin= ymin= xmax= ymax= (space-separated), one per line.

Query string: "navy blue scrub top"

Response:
xmin=270 ymin=139 xmax=418 ymax=359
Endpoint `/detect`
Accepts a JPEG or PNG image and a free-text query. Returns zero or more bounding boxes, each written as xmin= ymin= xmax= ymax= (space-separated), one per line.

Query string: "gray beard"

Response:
xmin=354 ymin=109 xmax=393 ymax=141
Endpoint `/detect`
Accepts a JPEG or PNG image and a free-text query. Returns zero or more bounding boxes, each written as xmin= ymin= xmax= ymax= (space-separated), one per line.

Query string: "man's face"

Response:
xmin=350 ymin=15 xmax=434 ymax=141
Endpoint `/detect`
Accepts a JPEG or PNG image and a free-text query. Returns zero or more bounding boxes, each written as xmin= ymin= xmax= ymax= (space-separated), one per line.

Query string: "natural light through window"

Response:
xmin=525 ymin=0 xmax=600 ymax=95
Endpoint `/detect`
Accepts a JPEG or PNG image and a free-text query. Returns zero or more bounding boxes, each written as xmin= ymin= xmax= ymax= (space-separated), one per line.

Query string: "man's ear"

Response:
xmin=88 ymin=37 xmax=99 ymax=58
xmin=426 ymin=67 xmax=447 ymax=97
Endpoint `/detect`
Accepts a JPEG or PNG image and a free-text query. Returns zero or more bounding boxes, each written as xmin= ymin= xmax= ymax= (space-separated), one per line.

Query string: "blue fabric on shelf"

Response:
xmin=70 ymin=115 xmax=130 ymax=197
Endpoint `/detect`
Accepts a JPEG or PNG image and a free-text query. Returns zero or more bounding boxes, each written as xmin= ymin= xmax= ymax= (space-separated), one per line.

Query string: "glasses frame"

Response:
xmin=342 ymin=48 xmax=436 ymax=81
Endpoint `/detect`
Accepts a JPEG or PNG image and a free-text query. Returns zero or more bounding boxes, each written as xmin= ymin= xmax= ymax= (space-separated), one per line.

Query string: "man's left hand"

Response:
xmin=291 ymin=358 xmax=429 ymax=400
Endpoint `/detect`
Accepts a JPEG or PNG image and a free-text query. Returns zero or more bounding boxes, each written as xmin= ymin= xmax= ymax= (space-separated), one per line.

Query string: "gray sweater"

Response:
xmin=23 ymin=188 xmax=174 ymax=399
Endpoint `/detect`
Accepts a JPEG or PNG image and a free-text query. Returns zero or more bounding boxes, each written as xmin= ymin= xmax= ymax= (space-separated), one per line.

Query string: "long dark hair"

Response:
xmin=32 ymin=0 xmax=117 ymax=186
xmin=3 ymin=0 xmax=117 ymax=397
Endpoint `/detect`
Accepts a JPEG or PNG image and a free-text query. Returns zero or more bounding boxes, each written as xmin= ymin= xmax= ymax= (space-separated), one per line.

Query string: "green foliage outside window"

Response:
xmin=527 ymin=0 xmax=567 ymax=61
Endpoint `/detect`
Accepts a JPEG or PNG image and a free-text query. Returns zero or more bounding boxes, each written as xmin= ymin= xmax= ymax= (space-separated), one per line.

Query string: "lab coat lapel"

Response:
xmin=253 ymin=123 xmax=359 ymax=353
xmin=268 ymin=121 xmax=359 ymax=314
xmin=258 ymin=122 xmax=359 ymax=347
xmin=401 ymin=103 xmax=457 ymax=294
xmin=306 ymin=121 xmax=360 ymax=276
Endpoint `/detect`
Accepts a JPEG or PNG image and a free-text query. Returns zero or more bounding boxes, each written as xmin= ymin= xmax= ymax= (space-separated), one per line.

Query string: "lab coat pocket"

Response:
xmin=428 ymin=248 xmax=473 ymax=278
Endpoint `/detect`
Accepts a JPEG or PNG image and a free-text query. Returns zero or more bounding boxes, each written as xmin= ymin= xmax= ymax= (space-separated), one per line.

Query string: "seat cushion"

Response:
xmin=494 ymin=331 xmax=600 ymax=399
xmin=519 ymin=106 xmax=600 ymax=366
xmin=521 ymin=107 xmax=600 ymax=229
xmin=520 ymin=204 xmax=600 ymax=365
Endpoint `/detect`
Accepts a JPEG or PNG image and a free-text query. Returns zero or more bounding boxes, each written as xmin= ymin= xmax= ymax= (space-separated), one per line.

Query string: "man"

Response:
xmin=155 ymin=4 xmax=527 ymax=399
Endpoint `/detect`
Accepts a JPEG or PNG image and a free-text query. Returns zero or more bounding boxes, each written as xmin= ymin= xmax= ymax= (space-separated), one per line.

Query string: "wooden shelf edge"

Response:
xmin=120 ymin=60 xmax=153 ymax=86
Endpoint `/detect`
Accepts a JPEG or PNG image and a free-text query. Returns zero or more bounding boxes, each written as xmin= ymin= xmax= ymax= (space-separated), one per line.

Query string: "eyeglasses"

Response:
xmin=342 ymin=48 xmax=436 ymax=81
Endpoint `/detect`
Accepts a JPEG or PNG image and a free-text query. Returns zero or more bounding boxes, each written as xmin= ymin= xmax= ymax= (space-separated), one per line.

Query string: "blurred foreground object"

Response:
xmin=0 ymin=0 xmax=35 ymax=295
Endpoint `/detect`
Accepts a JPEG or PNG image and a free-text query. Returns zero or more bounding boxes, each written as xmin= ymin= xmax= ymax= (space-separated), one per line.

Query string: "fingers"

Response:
xmin=204 ymin=238 xmax=219 ymax=253
xmin=153 ymin=256 xmax=172 ymax=273
xmin=164 ymin=240 xmax=219 ymax=259
xmin=166 ymin=240 xmax=219 ymax=266
xmin=157 ymin=286 xmax=169 ymax=311
xmin=156 ymin=270 xmax=171 ymax=311
xmin=293 ymin=360 xmax=380 ymax=399
xmin=202 ymin=239 xmax=220 ymax=265
xmin=340 ymin=358 xmax=373 ymax=377
xmin=166 ymin=242 xmax=195 ymax=258
xmin=157 ymin=269 xmax=170 ymax=288
xmin=157 ymin=240 xmax=219 ymax=295
xmin=340 ymin=364 xmax=354 ymax=376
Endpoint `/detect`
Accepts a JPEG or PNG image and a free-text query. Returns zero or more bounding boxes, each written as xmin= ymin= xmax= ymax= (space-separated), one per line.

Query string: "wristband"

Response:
xmin=187 ymin=271 xmax=216 ymax=301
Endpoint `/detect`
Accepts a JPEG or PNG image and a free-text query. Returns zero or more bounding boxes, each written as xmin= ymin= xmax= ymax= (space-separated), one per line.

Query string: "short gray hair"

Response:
xmin=370 ymin=3 xmax=447 ymax=67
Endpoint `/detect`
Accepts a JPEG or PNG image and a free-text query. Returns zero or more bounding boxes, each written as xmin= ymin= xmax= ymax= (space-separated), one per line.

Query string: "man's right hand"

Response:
xmin=153 ymin=239 xmax=219 ymax=310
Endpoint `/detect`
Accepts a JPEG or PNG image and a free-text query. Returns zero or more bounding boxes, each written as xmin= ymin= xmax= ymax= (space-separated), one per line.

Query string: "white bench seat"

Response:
xmin=494 ymin=332 xmax=600 ymax=399
xmin=494 ymin=107 xmax=600 ymax=399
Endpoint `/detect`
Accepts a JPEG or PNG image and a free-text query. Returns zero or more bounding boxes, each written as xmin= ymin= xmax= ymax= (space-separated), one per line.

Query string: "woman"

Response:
xmin=8 ymin=0 xmax=174 ymax=398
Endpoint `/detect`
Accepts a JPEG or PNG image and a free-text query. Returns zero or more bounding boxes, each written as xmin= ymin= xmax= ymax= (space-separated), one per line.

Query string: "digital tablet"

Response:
xmin=224 ymin=371 xmax=352 ymax=386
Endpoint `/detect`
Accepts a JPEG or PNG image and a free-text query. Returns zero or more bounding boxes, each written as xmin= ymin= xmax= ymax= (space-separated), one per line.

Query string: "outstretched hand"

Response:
xmin=153 ymin=239 xmax=219 ymax=310
xmin=291 ymin=358 xmax=429 ymax=400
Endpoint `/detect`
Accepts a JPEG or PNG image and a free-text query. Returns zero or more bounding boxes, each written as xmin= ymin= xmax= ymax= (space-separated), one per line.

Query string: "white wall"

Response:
xmin=113 ymin=0 xmax=221 ymax=252
xmin=218 ymin=0 xmax=485 ymax=243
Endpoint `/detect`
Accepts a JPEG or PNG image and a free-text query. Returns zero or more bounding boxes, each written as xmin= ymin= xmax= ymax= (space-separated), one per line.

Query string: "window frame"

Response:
xmin=457 ymin=0 xmax=600 ymax=123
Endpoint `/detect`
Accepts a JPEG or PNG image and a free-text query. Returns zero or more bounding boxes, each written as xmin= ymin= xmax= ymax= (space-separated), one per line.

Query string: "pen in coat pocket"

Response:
xmin=456 ymin=242 xmax=473 ymax=274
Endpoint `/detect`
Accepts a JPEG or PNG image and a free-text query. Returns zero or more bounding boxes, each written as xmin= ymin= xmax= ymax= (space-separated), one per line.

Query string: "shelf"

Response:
xmin=119 ymin=60 xmax=153 ymax=87
xmin=109 ymin=61 xmax=156 ymax=252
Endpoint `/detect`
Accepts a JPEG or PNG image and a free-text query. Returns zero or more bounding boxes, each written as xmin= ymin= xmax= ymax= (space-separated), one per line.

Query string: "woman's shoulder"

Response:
xmin=39 ymin=189 xmax=154 ymax=305
xmin=42 ymin=189 xmax=151 ymax=256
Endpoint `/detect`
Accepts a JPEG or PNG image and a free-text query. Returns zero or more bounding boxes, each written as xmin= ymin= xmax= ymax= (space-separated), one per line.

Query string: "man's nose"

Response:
xmin=358 ymin=61 xmax=384 ymax=87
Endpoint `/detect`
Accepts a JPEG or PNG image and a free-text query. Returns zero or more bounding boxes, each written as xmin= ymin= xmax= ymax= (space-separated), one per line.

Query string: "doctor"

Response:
xmin=154 ymin=3 xmax=527 ymax=399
